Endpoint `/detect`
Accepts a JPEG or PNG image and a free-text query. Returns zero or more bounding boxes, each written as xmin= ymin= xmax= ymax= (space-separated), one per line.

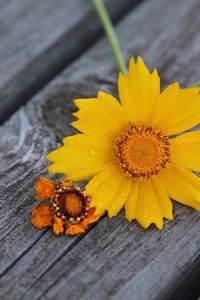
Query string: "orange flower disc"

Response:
xmin=114 ymin=124 xmax=171 ymax=180
xmin=51 ymin=183 xmax=90 ymax=225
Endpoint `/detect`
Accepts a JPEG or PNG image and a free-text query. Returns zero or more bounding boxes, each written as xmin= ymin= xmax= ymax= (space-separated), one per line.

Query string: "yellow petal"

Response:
xmin=47 ymin=134 xmax=112 ymax=181
xmin=151 ymin=177 xmax=173 ymax=220
xmin=125 ymin=178 xmax=173 ymax=224
xmin=108 ymin=173 xmax=132 ymax=218
xmin=125 ymin=181 xmax=139 ymax=222
xmin=85 ymin=164 xmax=125 ymax=215
xmin=159 ymin=163 xmax=200 ymax=211
xmin=97 ymin=91 xmax=128 ymax=126
xmin=135 ymin=180 xmax=164 ymax=230
xmin=72 ymin=92 xmax=128 ymax=140
xmin=151 ymin=82 xmax=180 ymax=126
xmin=171 ymin=130 xmax=200 ymax=171
xmin=118 ymin=57 xmax=160 ymax=124
xmin=149 ymin=68 xmax=160 ymax=119
xmin=152 ymin=87 xmax=200 ymax=135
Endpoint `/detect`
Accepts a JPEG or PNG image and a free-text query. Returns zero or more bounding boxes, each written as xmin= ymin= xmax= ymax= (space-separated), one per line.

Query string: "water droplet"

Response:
xmin=90 ymin=149 xmax=96 ymax=156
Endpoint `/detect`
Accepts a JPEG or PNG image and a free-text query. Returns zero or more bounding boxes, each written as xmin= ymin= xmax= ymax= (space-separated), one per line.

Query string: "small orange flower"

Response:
xmin=31 ymin=176 xmax=101 ymax=236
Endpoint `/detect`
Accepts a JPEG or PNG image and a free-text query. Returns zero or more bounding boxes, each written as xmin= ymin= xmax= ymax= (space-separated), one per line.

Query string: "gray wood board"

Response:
xmin=0 ymin=0 xmax=15 ymax=11
xmin=0 ymin=0 xmax=142 ymax=124
xmin=0 ymin=0 xmax=200 ymax=299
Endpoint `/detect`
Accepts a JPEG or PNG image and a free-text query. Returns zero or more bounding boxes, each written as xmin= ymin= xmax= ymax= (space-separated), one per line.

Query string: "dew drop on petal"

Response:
xmin=90 ymin=149 xmax=96 ymax=156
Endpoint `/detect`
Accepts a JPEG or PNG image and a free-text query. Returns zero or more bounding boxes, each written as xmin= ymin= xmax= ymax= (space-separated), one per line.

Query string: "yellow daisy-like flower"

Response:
xmin=47 ymin=57 xmax=200 ymax=230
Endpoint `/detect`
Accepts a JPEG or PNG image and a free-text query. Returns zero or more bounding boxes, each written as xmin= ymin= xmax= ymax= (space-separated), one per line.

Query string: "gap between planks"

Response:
xmin=0 ymin=0 xmax=143 ymax=125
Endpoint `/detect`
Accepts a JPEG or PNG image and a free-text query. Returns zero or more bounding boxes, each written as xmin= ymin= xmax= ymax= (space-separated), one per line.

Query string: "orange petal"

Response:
xmin=82 ymin=208 xmax=101 ymax=226
xmin=31 ymin=205 xmax=53 ymax=229
xmin=35 ymin=176 xmax=55 ymax=200
xmin=60 ymin=180 xmax=73 ymax=187
xmin=53 ymin=216 xmax=64 ymax=235
xmin=66 ymin=223 xmax=85 ymax=235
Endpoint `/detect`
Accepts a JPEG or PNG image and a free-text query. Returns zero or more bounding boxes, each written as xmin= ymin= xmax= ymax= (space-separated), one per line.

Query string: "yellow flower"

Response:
xmin=47 ymin=57 xmax=200 ymax=230
xmin=31 ymin=176 xmax=100 ymax=235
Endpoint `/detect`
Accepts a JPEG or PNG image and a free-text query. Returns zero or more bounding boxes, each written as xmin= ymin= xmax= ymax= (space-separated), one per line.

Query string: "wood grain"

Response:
xmin=0 ymin=0 xmax=200 ymax=299
xmin=0 ymin=0 xmax=15 ymax=11
xmin=0 ymin=0 xmax=142 ymax=124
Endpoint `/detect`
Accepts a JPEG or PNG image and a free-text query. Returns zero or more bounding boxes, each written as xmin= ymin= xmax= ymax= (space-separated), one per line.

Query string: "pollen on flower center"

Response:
xmin=114 ymin=124 xmax=171 ymax=180
xmin=59 ymin=193 xmax=83 ymax=217
xmin=51 ymin=183 xmax=90 ymax=224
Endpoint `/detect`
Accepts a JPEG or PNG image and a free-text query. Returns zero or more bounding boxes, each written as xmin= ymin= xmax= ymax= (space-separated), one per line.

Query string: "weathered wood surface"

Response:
xmin=0 ymin=0 xmax=141 ymax=124
xmin=0 ymin=0 xmax=15 ymax=11
xmin=0 ymin=0 xmax=200 ymax=299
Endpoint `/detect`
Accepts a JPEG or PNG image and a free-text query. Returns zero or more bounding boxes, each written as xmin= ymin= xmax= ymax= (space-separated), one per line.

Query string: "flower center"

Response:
xmin=114 ymin=124 xmax=171 ymax=180
xmin=58 ymin=193 xmax=83 ymax=217
xmin=51 ymin=184 xmax=90 ymax=224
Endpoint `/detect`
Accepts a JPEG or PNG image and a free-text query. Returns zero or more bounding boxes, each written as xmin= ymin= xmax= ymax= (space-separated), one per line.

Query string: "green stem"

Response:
xmin=91 ymin=0 xmax=127 ymax=74
xmin=191 ymin=80 xmax=200 ymax=87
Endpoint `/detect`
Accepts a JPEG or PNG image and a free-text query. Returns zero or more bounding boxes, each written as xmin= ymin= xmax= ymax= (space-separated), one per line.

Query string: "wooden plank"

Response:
xmin=0 ymin=0 xmax=15 ymax=11
xmin=0 ymin=0 xmax=142 ymax=124
xmin=0 ymin=0 xmax=200 ymax=299
xmin=27 ymin=211 xmax=200 ymax=300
